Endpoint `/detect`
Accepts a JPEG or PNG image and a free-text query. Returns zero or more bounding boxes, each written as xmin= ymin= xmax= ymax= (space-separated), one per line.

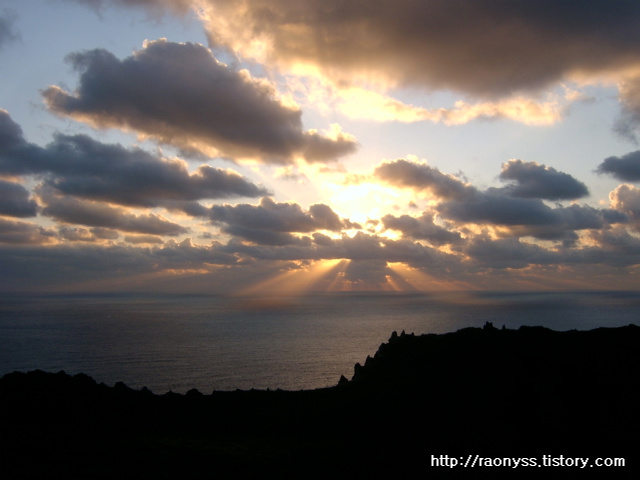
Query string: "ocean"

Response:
xmin=1 ymin=291 xmax=639 ymax=393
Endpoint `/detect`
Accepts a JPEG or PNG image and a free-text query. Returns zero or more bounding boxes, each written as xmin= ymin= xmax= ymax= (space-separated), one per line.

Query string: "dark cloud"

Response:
xmin=555 ymin=205 xmax=617 ymax=230
xmin=220 ymin=225 xmax=308 ymax=247
xmin=39 ymin=188 xmax=189 ymax=236
xmin=377 ymin=158 xmax=623 ymax=243
xmin=0 ymin=180 xmax=38 ymax=217
xmin=340 ymin=231 xmax=387 ymax=261
xmin=308 ymin=204 xmax=343 ymax=231
xmin=378 ymin=236 xmax=453 ymax=267
xmin=56 ymin=226 xmax=123 ymax=242
xmin=590 ymin=228 xmax=640 ymax=259
xmin=90 ymin=227 xmax=120 ymax=240
xmin=69 ymin=0 xmax=191 ymax=15
xmin=208 ymin=197 xmax=352 ymax=245
xmin=0 ymin=9 xmax=19 ymax=50
xmin=614 ymin=77 xmax=640 ymax=142
xmin=0 ymin=240 xmax=290 ymax=292
xmin=376 ymin=160 xmax=559 ymax=229
xmin=342 ymin=259 xmax=392 ymax=288
xmin=597 ymin=151 xmax=640 ymax=182
xmin=123 ymin=234 xmax=164 ymax=244
xmin=555 ymin=228 xmax=640 ymax=269
xmin=0 ymin=237 xmax=247 ymax=291
xmin=42 ymin=39 xmax=357 ymax=163
xmin=495 ymin=205 xmax=626 ymax=248
xmin=459 ymin=229 xmax=640 ymax=272
xmin=438 ymin=190 xmax=555 ymax=226
xmin=462 ymin=235 xmax=556 ymax=269
xmin=499 ymin=159 xmax=589 ymax=200
xmin=0 ymin=109 xmax=269 ymax=206
xmin=381 ymin=212 xmax=462 ymax=246
xmin=195 ymin=0 xmax=640 ymax=98
xmin=0 ymin=224 xmax=638 ymax=292
xmin=312 ymin=232 xmax=333 ymax=246
xmin=0 ymin=243 xmax=159 ymax=291
xmin=0 ymin=109 xmax=30 ymax=154
xmin=163 ymin=201 xmax=210 ymax=218
xmin=0 ymin=218 xmax=53 ymax=245
xmin=374 ymin=159 xmax=470 ymax=200
xmin=213 ymin=230 xmax=460 ymax=276
xmin=57 ymin=226 xmax=100 ymax=242
xmin=154 ymin=237 xmax=239 ymax=267
xmin=439 ymin=190 xmax=625 ymax=245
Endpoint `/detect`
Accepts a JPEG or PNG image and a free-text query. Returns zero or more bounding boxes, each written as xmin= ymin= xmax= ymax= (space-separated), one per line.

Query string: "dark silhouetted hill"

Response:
xmin=1 ymin=324 xmax=638 ymax=478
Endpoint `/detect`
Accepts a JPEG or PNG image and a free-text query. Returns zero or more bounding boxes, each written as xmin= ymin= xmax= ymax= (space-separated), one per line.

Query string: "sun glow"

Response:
xmin=235 ymin=259 xmax=470 ymax=296
xmin=327 ymin=182 xmax=402 ymax=224
xmin=387 ymin=262 xmax=471 ymax=292
xmin=236 ymin=259 xmax=346 ymax=296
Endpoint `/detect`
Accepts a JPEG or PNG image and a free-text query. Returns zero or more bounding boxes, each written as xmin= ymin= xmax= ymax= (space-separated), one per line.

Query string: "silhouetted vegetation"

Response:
xmin=2 ymin=324 xmax=638 ymax=478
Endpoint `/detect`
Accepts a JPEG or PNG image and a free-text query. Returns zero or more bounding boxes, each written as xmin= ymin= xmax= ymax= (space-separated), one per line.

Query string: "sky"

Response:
xmin=1 ymin=0 xmax=640 ymax=294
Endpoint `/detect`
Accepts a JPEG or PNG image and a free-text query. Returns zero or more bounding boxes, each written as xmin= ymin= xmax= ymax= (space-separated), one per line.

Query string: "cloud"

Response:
xmin=375 ymin=158 xmax=623 ymax=244
xmin=590 ymin=228 xmax=640 ymax=259
xmin=559 ymin=227 xmax=640 ymax=270
xmin=123 ymin=234 xmax=164 ymax=244
xmin=0 ymin=9 xmax=19 ymax=51
xmin=377 ymin=158 xmax=589 ymax=203
xmin=438 ymin=190 xmax=556 ymax=226
xmin=462 ymin=235 xmax=556 ymax=270
xmin=0 ymin=180 xmax=38 ymax=217
xmin=42 ymin=39 xmax=357 ymax=163
xmin=609 ymin=184 xmax=640 ymax=233
xmin=68 ymin=0 xmax=192 ymax=15
xmin=312 ymin=232 xmax=333 ymax=246
xmin=494 ymin=204 xmax=626 ymax=247
xmin=439 ymin=189 xmax=624 ymax=244
xmin=597 ymin=151 xmax=640 ymax=182
xmin=307 ymin=203 xmax=344 ymax=231
xmin=0 ymin=243 xmax=160 ymax=290
xmin=0 ymin=109 xmax=269 ymax=207
xmin=342 ymin=259 xmax=392 ymax=288
xmin=55 ymin=225 xmax=120 ymax=243
xmin=196 ymin=0 xmax=640 ymax=98
xmin=374 ymin=159 xmax=470 ymax=200
xmin=91 ymin=227 xmax=121 ymax=240
xmin=333 ymin=86 xmax=566 ymax=125
xmin=610 ymin=184 xmax=640 ymax=215
xmin=39 ymin=187 xmax=189 ymax=236
xmin=208 ymin=197 xmax=352 ymax=245
xmin=614 ymin=77 xmax=640 ymax=142
xmin=381 ymin=212 xmax=462 ymax=246
xmin=499 ymin=159 xmax=589 ymax=200
xmin=66 ymin=0 xmax=624 ymax=129
xmin=0 ymin=218 xmax=53 ymax=245
xmin=57 ymin=226 xmax=102 ymax=242
xmin=455 ymin=226 xmax=640 ymax=274
xmin=212 ymin=229 xmax=460 ymax=276
xmin=0 ymin=222 xmax=638 ymax=292
xmin=0 ymin=109 xmax=29 ymax=154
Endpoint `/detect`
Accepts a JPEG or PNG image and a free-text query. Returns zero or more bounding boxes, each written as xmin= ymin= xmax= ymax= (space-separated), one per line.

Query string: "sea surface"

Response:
xmin=1 ymin=291 xmax=639 ymax=393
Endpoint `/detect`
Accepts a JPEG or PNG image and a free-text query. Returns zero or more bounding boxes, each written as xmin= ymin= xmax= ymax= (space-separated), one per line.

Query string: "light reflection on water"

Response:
xmin=1 ymin=291 xmax=639 ymax=393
